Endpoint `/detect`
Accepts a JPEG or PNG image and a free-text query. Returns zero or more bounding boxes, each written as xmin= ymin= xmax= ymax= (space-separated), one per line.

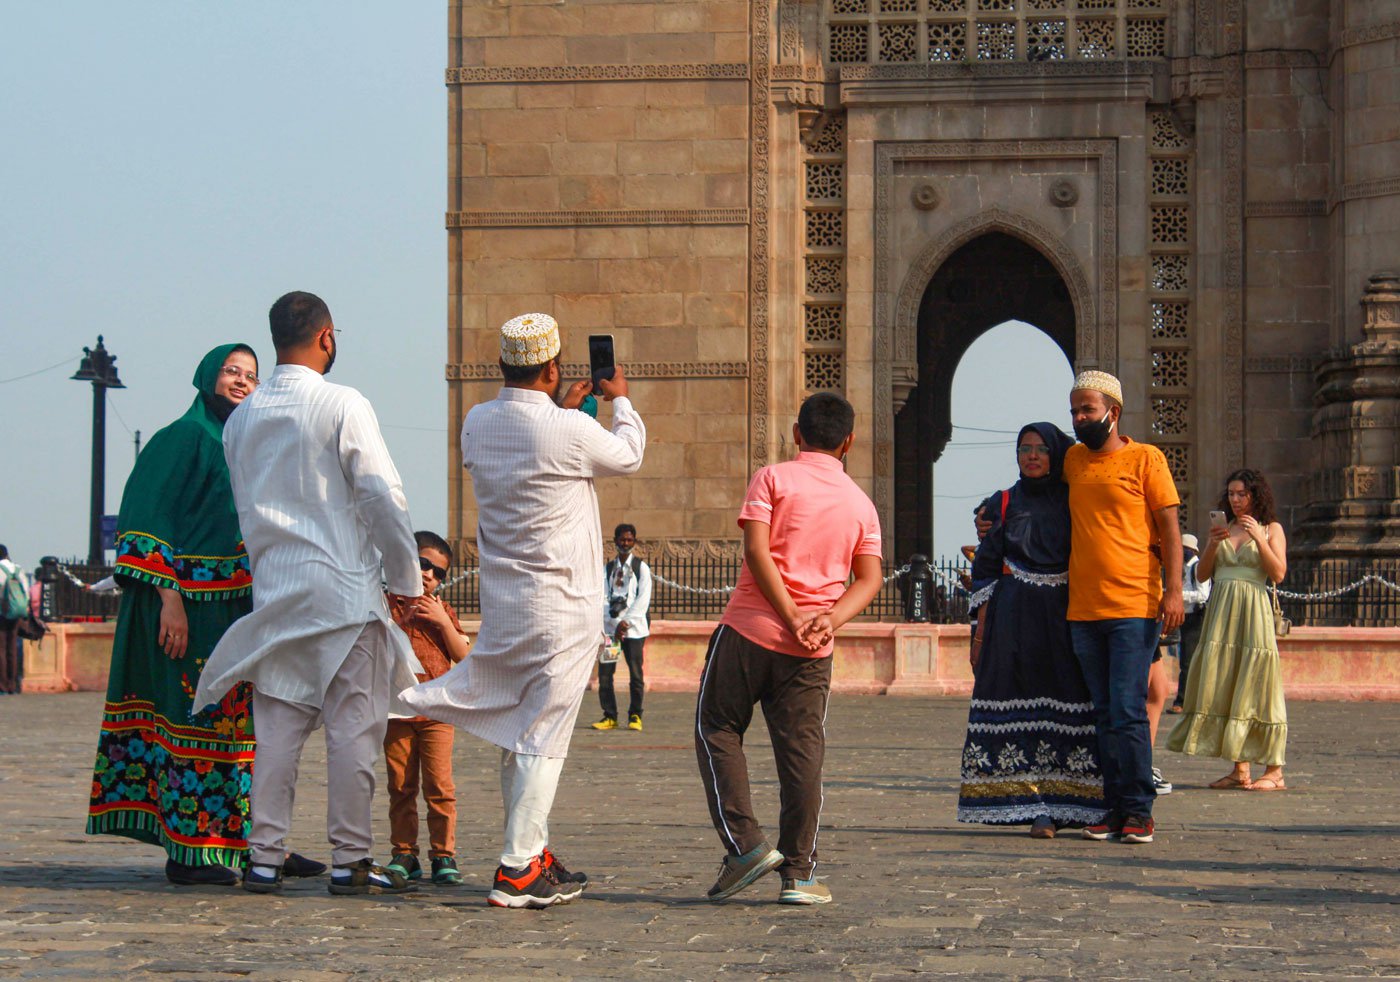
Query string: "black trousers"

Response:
xmin=598 ymin=637 xmax=645 ymax=719
xmin=0 ymin=619 xmax=19 ymax=694
xmin=1174 ymin=609 xmax=1206 ymax=705
xmin=694 ymin=624 xmax=832 ymax=881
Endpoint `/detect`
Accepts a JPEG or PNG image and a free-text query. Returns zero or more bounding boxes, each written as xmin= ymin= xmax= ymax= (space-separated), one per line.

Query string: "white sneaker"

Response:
xmin=1152 ymin=767 xmax=1173 ymax=795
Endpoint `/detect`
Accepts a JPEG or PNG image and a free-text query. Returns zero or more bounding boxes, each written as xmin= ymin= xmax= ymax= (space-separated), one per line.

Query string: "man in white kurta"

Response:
xmin=193 ymin=291 xmax=422 ymax=895
xmin=402 ymin=312 xmax=645 ymax=908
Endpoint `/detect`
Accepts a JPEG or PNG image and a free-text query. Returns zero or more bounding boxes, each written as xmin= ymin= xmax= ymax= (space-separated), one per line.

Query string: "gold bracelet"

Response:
xmin=972 ymin=635 xmax=984 ymax=642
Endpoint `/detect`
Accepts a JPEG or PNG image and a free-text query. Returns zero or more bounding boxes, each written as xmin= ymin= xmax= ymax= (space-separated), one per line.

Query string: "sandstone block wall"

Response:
xmin=448 ymin=1 xmax=755 ymax=552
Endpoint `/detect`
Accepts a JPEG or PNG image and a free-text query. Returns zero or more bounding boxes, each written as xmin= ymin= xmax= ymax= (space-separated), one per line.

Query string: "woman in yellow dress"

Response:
xmin=1167 ymin=469 xmax=1289 ymax=791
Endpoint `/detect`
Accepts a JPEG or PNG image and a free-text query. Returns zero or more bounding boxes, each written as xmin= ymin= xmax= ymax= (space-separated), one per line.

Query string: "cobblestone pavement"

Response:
xmin=1 ymin=692 xmax=1397 ymax=980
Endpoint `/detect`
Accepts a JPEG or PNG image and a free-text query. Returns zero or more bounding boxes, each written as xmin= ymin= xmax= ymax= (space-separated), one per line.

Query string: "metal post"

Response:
xmin=72 ymin=336 xmax=125 ymax=566
xmin=89 ymin=380 xmax=106 ymax=564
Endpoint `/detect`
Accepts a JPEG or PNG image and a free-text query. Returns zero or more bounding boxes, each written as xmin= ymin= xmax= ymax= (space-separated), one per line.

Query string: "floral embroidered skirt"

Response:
xmin=87 ymin=584 xmax=255 ymax=867
xmin=957 ymin=577 xmax=1104 ymax=826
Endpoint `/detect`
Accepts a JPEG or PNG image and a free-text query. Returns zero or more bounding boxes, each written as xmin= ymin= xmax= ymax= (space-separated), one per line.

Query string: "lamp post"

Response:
xmin=71 ymin=336 xmax=125 ymax=565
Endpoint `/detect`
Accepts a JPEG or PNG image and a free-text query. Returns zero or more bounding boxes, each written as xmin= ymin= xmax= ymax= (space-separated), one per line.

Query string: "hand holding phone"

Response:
xmin=588 ymin=334 xmax=615 ymax=394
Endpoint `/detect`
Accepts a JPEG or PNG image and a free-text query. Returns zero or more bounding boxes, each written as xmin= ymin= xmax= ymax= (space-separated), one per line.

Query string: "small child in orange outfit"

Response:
xmin=384 ymin=531 xmax=471 ymax=885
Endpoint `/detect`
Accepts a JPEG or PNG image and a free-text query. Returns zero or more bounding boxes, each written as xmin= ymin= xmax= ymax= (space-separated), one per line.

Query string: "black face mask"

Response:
xmin=1073 ymin=410 xmax=1115 ymax=451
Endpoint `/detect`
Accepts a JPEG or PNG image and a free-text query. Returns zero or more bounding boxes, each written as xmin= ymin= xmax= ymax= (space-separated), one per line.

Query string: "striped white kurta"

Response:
xmin=401 ymin=387 xmax=646 ymax=757
xmin=193 ymin=364 xmax=423 ymax=712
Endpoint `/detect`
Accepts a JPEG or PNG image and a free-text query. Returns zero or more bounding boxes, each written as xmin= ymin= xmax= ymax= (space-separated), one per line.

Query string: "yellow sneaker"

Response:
xmin=591 ymin=716 xmax=618 ymax=730
xmin=627 ymin=714 xmax=643 ymax=731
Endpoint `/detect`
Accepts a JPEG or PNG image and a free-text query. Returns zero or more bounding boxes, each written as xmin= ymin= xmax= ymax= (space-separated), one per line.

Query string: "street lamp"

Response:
xmin=72 ymin=336 xmax=125 ymax=565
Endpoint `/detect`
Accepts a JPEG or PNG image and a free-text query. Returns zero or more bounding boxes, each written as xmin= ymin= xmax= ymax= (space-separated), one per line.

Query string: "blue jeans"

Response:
xmin=1070 ymin=618 xmax=1160 ymax=818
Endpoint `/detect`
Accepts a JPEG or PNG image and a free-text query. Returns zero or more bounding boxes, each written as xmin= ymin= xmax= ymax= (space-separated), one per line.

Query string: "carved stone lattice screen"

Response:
xmin=804 ymin=115 xmax=847 ymax=395
xmin=825 ymin=0 xmax=1169 ymax=63
xmin=1148 ymin=110 xmax=1193 ymax=519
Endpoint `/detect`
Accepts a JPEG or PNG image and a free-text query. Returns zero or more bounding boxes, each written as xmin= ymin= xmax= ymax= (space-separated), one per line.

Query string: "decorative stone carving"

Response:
xmin=911 ymin=184 xmax=940 ymax=210
xmin=446 ymin=64 xmax=749 ymax=84
xmin=446 ymin=209 xmax=748 ymax=228
xmin=446 ymin=362 xmax=748 ymax=381
xmin=1298 ymin=273 xmax=1400 ymax=558
xmin=1049 ymin=180 xmax=1078 ymax=207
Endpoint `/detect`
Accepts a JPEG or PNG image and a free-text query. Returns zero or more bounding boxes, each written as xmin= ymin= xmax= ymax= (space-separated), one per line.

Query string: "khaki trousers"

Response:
xmin=248 ymin=623 xmax=391 ymax=868
xmin=383 ymin=718 xmax=457 ymax=858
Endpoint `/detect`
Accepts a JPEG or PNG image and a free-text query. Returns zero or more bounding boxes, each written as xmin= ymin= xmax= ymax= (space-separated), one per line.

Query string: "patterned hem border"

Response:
xmin=956 ymin=804 xmax=1106 ymax=825
xmin=116 ymin=561 xmax=252 ymax=602
xmin=87 ymin=808 xmax=248 ymax=868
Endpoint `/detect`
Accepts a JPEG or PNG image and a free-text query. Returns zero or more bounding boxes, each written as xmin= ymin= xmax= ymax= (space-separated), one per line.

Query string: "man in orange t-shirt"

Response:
xmin=1064 ymin=371 xmax=1182 ymax=846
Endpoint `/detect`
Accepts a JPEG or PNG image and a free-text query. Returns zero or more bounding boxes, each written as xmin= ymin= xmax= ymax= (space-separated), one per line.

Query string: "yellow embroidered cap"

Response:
xmin=1071 ymin=369 xmax=1123 ymax=404
xmin=500 ymin=312 xmax=561 ymax=367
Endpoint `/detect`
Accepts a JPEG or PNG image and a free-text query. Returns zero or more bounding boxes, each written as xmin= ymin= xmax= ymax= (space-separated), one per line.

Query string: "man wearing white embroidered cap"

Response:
xmin=1063 ymin=370 xmax=1182 ymax=847
xmin=401 ymin=312 xmax=646 ymax=908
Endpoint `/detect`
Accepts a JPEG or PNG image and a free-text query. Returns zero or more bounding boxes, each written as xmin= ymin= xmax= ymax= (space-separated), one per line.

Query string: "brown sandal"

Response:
xmin=1209 ymin=774 xmax=1251 ymax=789
xmin=1247 ymin=776 xmax=1286 ymax=792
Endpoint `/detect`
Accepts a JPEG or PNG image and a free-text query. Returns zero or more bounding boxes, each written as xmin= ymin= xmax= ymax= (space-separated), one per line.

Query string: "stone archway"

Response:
xmin=874 ymin=207 xmax=1101 ymax=546
xmin=889 ymin=227 xmax=1079 ymax=561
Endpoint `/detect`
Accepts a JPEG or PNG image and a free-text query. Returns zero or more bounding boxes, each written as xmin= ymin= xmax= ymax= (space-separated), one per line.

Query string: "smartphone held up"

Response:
xmin=588 ymin=334 xmax=615 ymax=394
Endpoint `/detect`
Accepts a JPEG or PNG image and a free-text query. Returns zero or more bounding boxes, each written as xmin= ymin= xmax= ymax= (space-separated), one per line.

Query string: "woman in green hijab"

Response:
xmin=85 ymin=344 xmax=284 ymax=885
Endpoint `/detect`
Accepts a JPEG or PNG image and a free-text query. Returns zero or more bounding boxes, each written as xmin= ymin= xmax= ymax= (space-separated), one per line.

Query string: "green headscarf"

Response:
xmin=113 ymin=343 xmax=259 ymax=601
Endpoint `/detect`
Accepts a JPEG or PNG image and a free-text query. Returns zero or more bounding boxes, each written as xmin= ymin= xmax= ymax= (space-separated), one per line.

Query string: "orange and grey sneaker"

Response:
xmin=1081 ymin=811 xmax=1125 ymax=841
xmin=487 ymin=856 xmax=585 ymax=908
xmin=541 ymin=847 xmax=588 ymax=885
xmin=591 ymin=716 xmax=618 ymax=730
xmin=1120 ymin=815 xmax=1155 ymax=844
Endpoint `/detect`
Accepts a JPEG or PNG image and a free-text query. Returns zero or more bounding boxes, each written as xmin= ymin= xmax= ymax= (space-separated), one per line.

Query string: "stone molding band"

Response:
xmin=446 ymin=64 xmax=749 ymax=84
xmin=1245 ymin=356 xmax=1319 ymax=374
xmin=1333 ymin=177 xmax=1400 ymax=209
xmin=1335 ymin=22 xmax=1400 ymax=51
xmin=838 ymin=60 xmax=1163 ymax=81
xmin=1245 ymin=200 xmax=1327 ymax=217
xmin=446 ymin=362 xmax=748 ymax=381
xmin=446 ymin=209 xmax=749 ymax=228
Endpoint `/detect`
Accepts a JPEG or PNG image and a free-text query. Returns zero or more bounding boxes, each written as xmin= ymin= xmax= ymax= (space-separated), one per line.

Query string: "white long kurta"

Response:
xmin=401 ymin=388 xmax=646 ymax=757
xmin=193 ymin=364 xmax=423 ymax=712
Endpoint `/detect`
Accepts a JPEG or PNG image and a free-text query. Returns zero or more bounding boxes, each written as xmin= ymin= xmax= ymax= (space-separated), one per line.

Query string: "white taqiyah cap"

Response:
xmin=1071 ymin=369 xmax=1123 ymax=405
xmin=499 ymin=312 xmax=561 ymax=367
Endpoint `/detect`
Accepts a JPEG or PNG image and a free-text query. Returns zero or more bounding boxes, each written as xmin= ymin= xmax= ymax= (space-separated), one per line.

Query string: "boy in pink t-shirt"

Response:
xmin=695 ymin=393 xmax=884 ymax=906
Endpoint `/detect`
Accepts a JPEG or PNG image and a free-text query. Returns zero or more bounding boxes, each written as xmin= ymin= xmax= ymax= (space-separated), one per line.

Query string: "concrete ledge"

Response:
xmin=22 ymin=620 xmax=1400 ymax=702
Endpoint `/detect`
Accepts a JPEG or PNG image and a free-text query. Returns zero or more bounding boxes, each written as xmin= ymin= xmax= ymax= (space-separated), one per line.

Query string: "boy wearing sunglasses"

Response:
xmin=383 ymin=531 xmax=471 ymax=885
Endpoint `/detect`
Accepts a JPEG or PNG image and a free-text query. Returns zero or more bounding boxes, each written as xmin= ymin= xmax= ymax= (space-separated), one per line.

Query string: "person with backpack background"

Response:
xmin=591 ymin=523 xmax=653 ymax=732
xmin=0 ymin=545 xmax=33 ymax=693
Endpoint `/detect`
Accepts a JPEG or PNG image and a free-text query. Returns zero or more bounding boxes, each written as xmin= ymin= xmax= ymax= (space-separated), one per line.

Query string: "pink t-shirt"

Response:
xmin=720 ymin=451 xmax=883 ymax=658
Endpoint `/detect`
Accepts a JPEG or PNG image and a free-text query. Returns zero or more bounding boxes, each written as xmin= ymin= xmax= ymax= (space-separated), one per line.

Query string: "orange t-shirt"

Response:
xmin=1063 ymin=437 xmax=1180 ymax=621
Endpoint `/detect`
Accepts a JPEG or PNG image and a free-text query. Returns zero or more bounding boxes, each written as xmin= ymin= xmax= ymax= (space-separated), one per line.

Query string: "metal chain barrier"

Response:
xmin=1275 ymin=573 xmax=1400 ymax=601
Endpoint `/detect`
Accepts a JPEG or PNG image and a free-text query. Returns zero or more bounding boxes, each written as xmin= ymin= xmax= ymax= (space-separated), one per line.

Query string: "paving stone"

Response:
xmin=1 ymin=693 xmax=1397 ymax=979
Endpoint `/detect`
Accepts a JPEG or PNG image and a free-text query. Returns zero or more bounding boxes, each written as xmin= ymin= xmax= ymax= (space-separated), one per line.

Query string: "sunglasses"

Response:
xmin=419 ymin=556 xmax=448 ymax=580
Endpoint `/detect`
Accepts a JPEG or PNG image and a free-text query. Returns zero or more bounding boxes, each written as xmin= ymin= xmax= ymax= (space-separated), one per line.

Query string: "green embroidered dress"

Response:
xmin=87 ymin=344 xmax=258 ymax=868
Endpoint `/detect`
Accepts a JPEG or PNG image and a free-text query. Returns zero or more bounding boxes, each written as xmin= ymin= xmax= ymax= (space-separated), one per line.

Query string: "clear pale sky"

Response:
xmin=0 ymin=4 xmax=1069 ymax=571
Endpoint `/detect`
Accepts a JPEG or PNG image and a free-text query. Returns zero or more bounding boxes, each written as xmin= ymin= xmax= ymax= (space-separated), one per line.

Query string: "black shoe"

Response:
xmin=431 ymin=855 xmax=463 ymax=886
xmin=283 ymin=852 xmax=328 ymax=878
xmin=165 ymin=859 xmax=239 ymax=886
xmin=487 ymin=856 xmax=584 ymax=908
xmin=242 ymin=863 xmax=284 ymax=894
xmin=541 ymin=847 xmax=588 ymax=885
xmin=385 ymin=853 xmax=423 ymax=881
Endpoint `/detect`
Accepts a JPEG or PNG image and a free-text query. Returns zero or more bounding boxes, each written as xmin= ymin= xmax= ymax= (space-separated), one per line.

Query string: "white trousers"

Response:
xmin=248 ymin=623 xmax=391 ymax=868
xmin=499 ymin=749 xmax=565 ymax=869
